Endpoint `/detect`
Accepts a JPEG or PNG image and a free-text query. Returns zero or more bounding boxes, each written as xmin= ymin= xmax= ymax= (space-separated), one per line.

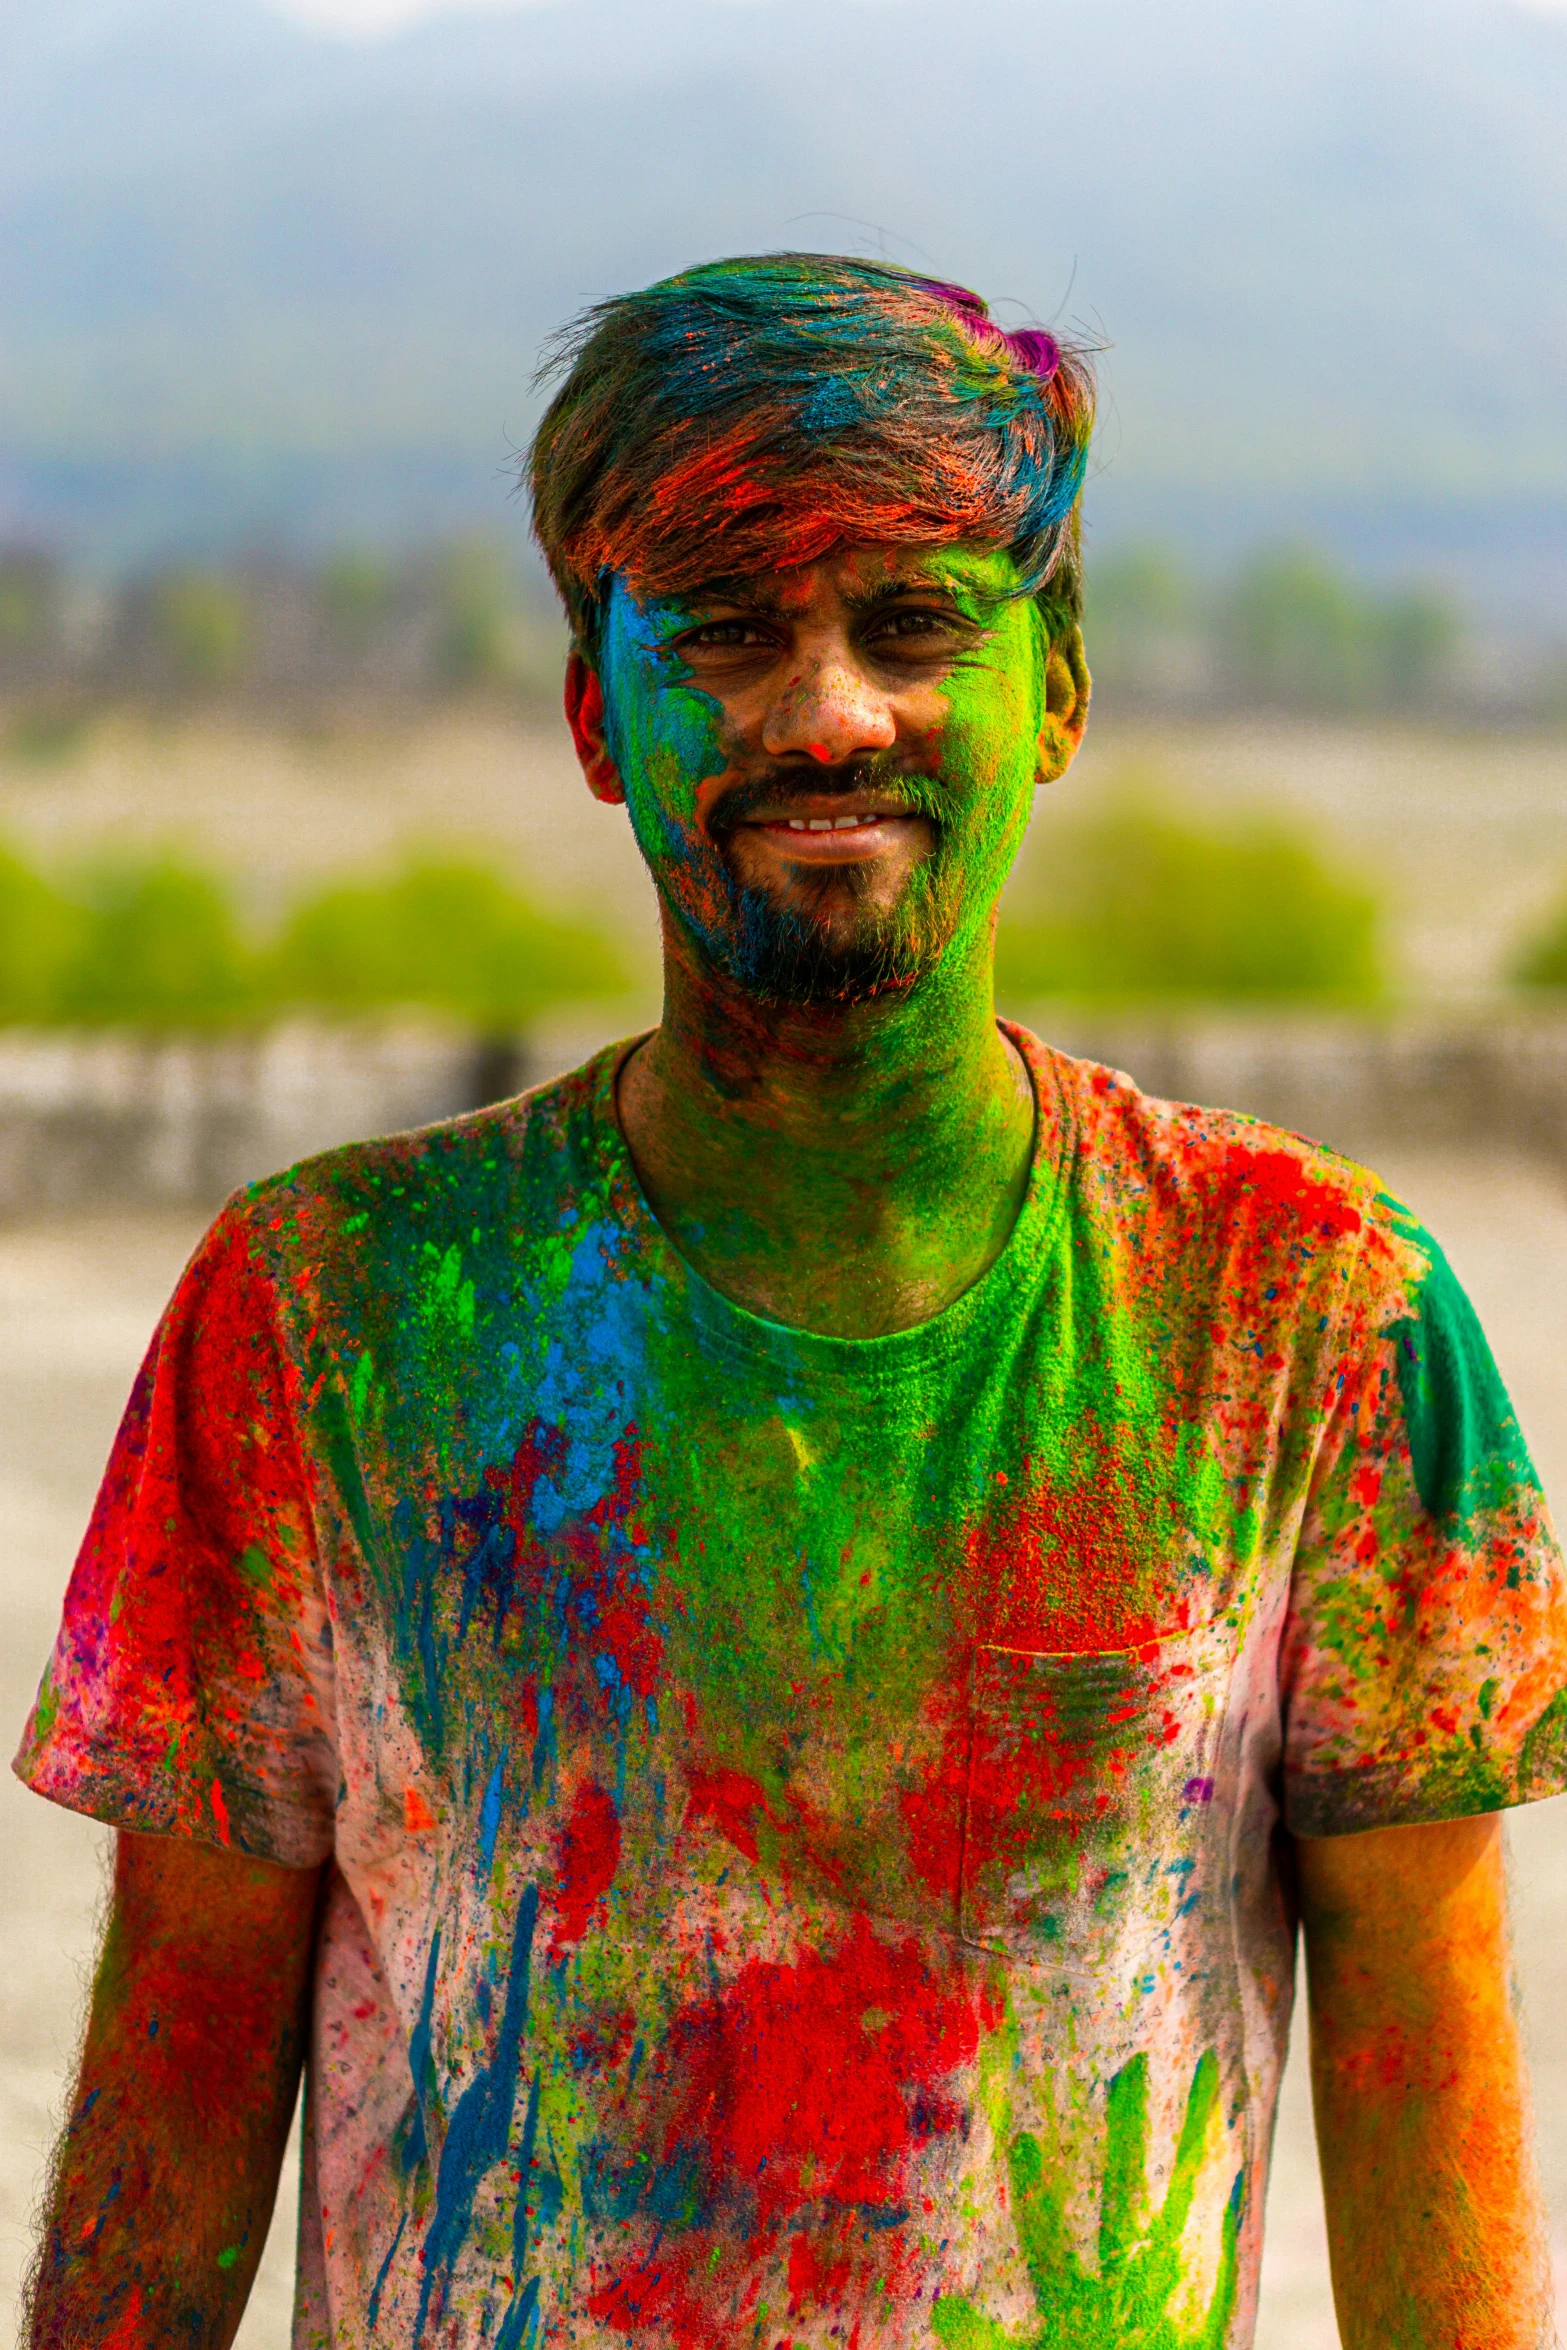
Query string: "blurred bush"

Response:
xmin=267 ymin=857 xmax=627 ymax=1030
xmin=0 ymin=841 xmax=86 ymax=1021
xmin=1511 ymin=886 xmax=1567 ymax=991
xmin=57 ymin=854 xmax=257 ymax=1027
xmin=0 ymin=839 xmax=627 ymax=1031
xmin=996 ymin=783 xmax=1383 ymax=1005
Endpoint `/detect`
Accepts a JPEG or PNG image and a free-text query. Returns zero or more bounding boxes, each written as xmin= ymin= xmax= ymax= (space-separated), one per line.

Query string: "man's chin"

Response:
xmin=707 ymin=882 xmax=943 ymax=1010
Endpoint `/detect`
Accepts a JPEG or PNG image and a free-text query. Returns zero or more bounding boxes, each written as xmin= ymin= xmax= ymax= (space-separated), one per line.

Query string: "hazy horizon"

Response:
xmin=6 ymin=0 xmax=1567 ymax=619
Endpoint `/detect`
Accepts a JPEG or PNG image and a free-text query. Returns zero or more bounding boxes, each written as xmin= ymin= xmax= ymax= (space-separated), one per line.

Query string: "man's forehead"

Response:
xmin=639 ymin=541 xmax=1020 ymax=618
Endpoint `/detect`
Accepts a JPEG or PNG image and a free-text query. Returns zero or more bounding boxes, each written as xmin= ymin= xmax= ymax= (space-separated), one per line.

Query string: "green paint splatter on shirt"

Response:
xmin=934 ymin=2051 xmax=1239 ymax=2348
xmin=1382 ymin=1199 xmax=1541 ymax=1532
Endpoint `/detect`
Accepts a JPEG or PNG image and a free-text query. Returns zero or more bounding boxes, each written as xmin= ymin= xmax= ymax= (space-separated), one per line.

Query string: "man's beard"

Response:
xmin=697 ymin=762 xmax=954 ymax=1009
xmin=719 ymin=858 xmax=926 ymax=1007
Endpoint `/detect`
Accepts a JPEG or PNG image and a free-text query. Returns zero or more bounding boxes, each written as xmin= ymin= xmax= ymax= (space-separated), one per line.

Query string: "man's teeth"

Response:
xmin=785 ymin=813 xmax=883 ymax=831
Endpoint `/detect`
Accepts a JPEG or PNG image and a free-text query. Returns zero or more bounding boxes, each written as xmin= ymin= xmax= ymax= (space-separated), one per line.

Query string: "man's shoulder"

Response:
xmin=1033 ymin=1033 xmax=1396 ymax=1264
xmin=225 ymin=1042 xmax=626 ymax=1264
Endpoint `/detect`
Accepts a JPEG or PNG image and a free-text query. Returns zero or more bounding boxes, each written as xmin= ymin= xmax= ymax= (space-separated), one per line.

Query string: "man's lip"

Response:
xmin=734 ymin=801 xmax=919 ymax=831
xmin=729 ymin=808 xmax=927 ymax=863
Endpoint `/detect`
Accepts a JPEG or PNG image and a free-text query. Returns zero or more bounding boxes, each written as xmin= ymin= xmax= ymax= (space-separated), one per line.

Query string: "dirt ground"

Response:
xmin=3 ymin=1139 xmax=1566 ymax=2347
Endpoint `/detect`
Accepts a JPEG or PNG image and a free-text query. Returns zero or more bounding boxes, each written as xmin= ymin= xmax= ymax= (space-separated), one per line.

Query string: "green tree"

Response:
xmin=1378 ymin=587 xmax=1458 ymax=708
xmin=58 ymin=855 xmax=255 ymax=1027
xmin=320 ymin=550 xmax=396 ymax=640
xmin=0 ymin=553 xmax=61 ymax=661
xmin=1214 ymin=546 xmax=1460 ymax=713
xmin=1216 ymin=547 xmax=1377 ymax=711
xmin=152 ymin=575 xmax=252 ymax=690
xmin=1081 ymin=545 xmax=1200 ymax=701
xmin=996 ymin=783 xmax=1381 ymax=1006
xmin=434 ymin=541 xmax=524 ymax=690
xmin=1531 ymin=646 xmax=1567 ymax=724
xmin=267 ymin=857 xmax=626 ymax=1028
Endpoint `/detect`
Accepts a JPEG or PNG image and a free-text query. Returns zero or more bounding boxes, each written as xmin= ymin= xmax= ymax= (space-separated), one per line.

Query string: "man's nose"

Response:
xmin=760 ymin=649 xmax=898 ymax=765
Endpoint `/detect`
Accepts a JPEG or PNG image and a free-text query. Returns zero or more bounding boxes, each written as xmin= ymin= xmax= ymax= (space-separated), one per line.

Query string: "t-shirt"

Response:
xmin=16 ymin=1026 xmax=1567 ymax=2350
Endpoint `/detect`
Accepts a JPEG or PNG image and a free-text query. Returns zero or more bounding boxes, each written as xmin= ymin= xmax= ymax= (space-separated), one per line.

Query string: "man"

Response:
xmin=15 ymin=254 xmax=1567 ymax=2350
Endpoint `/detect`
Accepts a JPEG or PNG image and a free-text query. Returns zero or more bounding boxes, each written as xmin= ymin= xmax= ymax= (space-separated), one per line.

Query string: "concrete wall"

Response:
xmin=1032 ymin=1008 xmax=1567 ymax=1172
xmin=3 ymin=1011 xmax=1566 ymax=1218
xmin=0 ymin=1023 xmax=487 ymax=1217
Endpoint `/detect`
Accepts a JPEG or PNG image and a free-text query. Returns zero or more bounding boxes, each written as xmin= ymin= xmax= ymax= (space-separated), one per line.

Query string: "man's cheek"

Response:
xmin=615 ymin=695 xmax=727 ymax=864
xmin=933 ymin=721 xmax=1031 ymax=855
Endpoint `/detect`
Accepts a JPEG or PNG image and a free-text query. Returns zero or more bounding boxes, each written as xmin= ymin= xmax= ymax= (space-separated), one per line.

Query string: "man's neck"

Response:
xmin=615 ymin=919 xmax=1036 ymax=1338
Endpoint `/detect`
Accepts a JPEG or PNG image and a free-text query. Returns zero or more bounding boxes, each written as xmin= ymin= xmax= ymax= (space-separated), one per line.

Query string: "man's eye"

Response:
xmin=679 ymin=621 xmax=771 ymax=650
xmin=870 ymin=609 xmax=962 ymax=648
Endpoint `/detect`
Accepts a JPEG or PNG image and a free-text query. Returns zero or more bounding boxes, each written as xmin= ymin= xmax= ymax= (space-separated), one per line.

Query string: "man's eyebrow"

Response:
xmin=660 ymin=566 xmax=993 ymax=624
xmin=840 ymin=573 xmax=984 ymax=614
xmin=656 ymin=580 xmax=791 ymax=622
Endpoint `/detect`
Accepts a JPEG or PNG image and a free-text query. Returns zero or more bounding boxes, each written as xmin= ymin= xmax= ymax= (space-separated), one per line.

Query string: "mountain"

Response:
xmin=3 ymin=0 xmax=1566 ymax=610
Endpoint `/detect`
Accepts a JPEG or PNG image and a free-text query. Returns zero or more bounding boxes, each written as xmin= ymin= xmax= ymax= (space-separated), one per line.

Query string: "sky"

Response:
xmin=272 ymin=0 xmax=551 ymax=30
xmin=319 ymin=0 xmax=1552 ymax=18
xmin=271 ymin=0 xmax=1565 ymax=30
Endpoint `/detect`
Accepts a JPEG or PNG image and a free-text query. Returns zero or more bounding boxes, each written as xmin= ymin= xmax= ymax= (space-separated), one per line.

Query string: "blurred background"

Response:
xmin=3 ymin=0 xmax=1567 ymax=1035
xmin=4 ymin=1 xmax=1567 ymax=2345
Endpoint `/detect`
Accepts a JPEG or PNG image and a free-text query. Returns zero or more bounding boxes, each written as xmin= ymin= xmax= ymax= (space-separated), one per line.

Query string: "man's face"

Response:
xmin=578 ymin=540 xmax=1080 ymax=1006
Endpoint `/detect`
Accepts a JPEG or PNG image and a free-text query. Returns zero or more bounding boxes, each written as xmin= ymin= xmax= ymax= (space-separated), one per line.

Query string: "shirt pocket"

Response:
xmin=959 ymin=1627 xmax=1234 ymax=1956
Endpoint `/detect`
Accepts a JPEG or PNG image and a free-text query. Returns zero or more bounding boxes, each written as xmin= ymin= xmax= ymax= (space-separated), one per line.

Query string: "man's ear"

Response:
xmin=1036 ymin=623 xmax=1091 ymax=787
xmin=565 ymin=652 xmax=626 ymax=806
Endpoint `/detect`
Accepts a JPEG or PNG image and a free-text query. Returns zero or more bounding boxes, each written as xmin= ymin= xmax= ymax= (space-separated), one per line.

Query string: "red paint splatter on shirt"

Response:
xmin=551 ymin=1779 xmax=621 ymax=1958
xmin=958 ymin=1427 xmax=1181 ymax=1656
xmin=683 ymin=1768 xmax=778 ymax=1865
xmin=1213 ymin=1146 xmax=1365 ymax=1242
xmin=655 ymin=1912 xmax=984 ymax=2220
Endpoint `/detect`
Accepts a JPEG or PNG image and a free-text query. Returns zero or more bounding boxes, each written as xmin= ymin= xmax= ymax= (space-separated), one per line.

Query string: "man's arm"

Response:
xmin=24 ymin=1827 xmax=321 ymax=2350
xmin=1299 ymin=1813 xmax=1556 ymax=2350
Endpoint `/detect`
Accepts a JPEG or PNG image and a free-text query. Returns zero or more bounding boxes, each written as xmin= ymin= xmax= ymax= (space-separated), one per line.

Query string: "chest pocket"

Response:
xmin=959 ymin=1626 xmax=1234 ymax=1956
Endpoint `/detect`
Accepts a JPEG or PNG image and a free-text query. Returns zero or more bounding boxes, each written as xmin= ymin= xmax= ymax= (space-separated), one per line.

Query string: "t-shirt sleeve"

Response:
xmin=11 ymin=1203 xmax=338 ymax=1866
xmin=1280 ymin=1192 xmax=1567 ymax=1838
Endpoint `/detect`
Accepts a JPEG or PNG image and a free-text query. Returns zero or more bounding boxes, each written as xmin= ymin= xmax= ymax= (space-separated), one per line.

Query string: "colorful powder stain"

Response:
xmin=550 ymin=1781 xmax=621 ymax=1958
xmin=655 ymin=1912 xmax=987 ymax=2219
xmin=16 ymin=1032 xmax=1566 ymax=2344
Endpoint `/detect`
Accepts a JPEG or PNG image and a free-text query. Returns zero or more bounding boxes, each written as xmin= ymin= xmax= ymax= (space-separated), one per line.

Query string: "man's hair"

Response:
xmin=527 ymin=251 xmax=1096 ymax=657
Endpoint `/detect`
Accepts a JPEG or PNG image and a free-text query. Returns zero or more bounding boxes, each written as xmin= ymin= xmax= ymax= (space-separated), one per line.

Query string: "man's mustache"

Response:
xmin=707 ymin=763 xmax=936 ymax=839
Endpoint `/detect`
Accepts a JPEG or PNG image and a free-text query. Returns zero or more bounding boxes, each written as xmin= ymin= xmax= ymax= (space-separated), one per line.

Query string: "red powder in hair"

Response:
xmin=587 ymin=2244 xmax=770 ymax=2349
xmin=787 ymin=2228 xmax=854 ymax=2317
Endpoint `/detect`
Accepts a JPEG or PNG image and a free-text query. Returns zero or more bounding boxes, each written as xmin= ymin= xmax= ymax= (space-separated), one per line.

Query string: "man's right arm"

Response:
xmin=24 ymin=1827 xmax=321 ymax=2350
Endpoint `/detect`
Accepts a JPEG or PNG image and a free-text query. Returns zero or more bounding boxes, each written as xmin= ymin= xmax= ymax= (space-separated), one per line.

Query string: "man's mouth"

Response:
xmin=766 ymin=808 xmax=895 ymax=834
xmin=722 ymin=792 xmax=928 ymax=863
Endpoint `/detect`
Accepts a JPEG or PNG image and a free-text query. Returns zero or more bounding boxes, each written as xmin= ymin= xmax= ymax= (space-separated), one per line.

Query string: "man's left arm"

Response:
xmin=1299 ymin=1811 xmax=1557 ymax=2350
